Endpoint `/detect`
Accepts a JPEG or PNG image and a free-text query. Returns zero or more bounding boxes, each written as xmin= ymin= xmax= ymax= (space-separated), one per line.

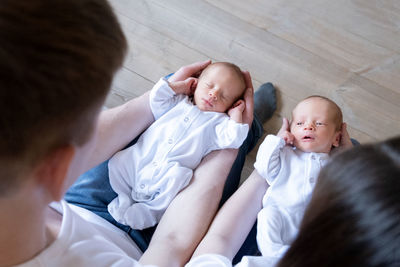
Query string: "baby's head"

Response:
xmin=193 ymin=62 xmax=246 ymax=113
xmin=290 ymin=96 xmax=343 ymax=153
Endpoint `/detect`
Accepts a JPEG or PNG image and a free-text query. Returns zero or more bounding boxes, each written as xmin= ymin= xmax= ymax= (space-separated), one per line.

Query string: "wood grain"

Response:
xmin=108 ymin=0 xmax=400 ymax=180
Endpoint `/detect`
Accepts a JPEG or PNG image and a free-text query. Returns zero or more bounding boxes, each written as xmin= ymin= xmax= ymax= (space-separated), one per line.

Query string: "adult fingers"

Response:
xmin=168 ymin=60 xmax=211 ymax=82
xmin=242 ymin=70 xmax=254 ymax=93
xmin=242 ymin=72 xmax=254 ymax=126
xmin=340 ymin=122 xmax=353 ymax=148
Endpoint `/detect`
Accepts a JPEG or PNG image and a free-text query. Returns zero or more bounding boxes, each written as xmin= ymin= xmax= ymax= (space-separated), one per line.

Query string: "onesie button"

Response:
xmin=140 ymin=183 xmax=145 ymax=189
xmin=168 ymin=138 xmax=173 ymax=144
xmin=311 ymin=154 xmax=316 ymax=160
xmin=309 ymin=177 xmax=315 ymax=183
xmin=184 ymin=117 xmax=189 ymax=122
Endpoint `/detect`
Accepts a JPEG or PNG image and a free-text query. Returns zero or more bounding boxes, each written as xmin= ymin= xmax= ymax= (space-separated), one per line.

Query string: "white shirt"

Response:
xmin=17 ymin=201 xmax=155 ymax=267
xmin=108 ymin=78 xmax=249 ymax=230
xmin=186 ymin=254 xmax=279 ymax=267
xmin=254 ymin=135 xmax=329 ymax=258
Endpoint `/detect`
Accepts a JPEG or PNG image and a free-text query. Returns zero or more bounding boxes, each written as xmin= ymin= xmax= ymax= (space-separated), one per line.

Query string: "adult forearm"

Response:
xmin=140 ymin=149 xmax=239 ymax=267
xmin=192 ymin=170 xmax=268 ymax=260
xmin=88 ymin=92 xmax=154 ymax=170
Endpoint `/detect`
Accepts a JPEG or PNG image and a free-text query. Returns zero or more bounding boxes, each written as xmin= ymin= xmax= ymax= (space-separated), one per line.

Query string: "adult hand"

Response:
xmin=339 ymin=122 xmax=353 ymax=149
xmin=330 ymin=123 xmax=354 ymax=155
xmin=168 ymin=60 xmax=211 ymax=82
xmin=241 ymin=71 xmax=254 ymax=127
xmin=168 ymin=77 xmax=198 ymax=96
xmin=277 ymin=118 xmax=294 ymax=145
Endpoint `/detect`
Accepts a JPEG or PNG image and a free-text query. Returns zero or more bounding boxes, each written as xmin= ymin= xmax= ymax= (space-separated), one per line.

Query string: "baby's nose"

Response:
xmin=304 ymin=123 xmax=315 ymax=130
xmin=208 ymin=89 xmax=218 ymax=100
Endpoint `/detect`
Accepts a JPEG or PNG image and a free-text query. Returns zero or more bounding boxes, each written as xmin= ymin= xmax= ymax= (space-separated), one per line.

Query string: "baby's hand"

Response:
xmin=228 ymin=100 xmax=245 ymax=123
xmin=277 ymin=118 xmax=294 ymax=145
xmin=168 ymin=77 xmax=198 ymax=96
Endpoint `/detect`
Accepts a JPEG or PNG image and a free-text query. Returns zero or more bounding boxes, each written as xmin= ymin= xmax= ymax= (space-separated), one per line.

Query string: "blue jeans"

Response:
xmin=65 ymin=115 xmax=264 ymax=253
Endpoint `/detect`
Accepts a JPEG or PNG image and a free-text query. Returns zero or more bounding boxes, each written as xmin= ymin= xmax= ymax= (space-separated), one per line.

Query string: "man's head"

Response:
xmin=290 ymin=96 xmax=343 ymax=153
xmin=193 ymin=62 xmax=246 ymax=113
xmin=0 ymin=0 xmax=127 ymax=195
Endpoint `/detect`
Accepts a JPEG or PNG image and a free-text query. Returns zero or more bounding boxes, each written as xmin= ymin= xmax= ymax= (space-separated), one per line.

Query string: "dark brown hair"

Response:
xmin=278 ymin=136 xmax=400 ymax=267
xmin=0 ymin=0 xmax=127 ymax=193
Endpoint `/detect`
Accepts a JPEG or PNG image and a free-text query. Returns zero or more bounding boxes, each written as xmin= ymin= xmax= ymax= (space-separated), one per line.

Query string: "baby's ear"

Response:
xmin=332 ymin=131 xmax=341 ymax=147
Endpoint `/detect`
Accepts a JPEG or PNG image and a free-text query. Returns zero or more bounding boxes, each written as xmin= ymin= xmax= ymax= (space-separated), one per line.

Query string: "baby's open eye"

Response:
xmin=296 ymin=122 xmax=303 ymax=126
xmin=316 ymin=122 xmax=324 ymax=126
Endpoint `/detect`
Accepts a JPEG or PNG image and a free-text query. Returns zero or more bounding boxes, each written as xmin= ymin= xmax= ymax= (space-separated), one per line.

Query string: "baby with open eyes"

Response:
xmin=107 ymin=62 xmax=250 ymax=230
xmin=254 ymin=96 xmax=347 ymax=258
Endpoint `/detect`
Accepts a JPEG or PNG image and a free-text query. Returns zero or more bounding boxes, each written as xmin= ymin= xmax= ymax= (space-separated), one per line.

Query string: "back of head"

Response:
xmin=278 ymin=137 xmax=400 ymax=267
xmin=0 ymin=0 xmax=127 ymax=195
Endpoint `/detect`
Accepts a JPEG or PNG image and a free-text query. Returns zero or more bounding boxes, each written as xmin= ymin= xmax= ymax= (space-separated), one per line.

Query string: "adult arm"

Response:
xmin=85 ymin=60 xmax=212 ymax=172
xmin=191 ymin=170 xmax=268 ymax=261
xmin=139 ymin=148 xmax=239 ymax=267
xmin=139 ymin=70 xmax=255 ymax=267
xmin=338 ymin=122 xmax=354 ymax=149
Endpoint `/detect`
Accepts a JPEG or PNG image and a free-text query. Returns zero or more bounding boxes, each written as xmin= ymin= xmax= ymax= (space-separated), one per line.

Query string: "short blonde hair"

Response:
xmin=199 ymin=62 xmax=246 ymax=94
xmin=296 ymin=95 xmax=343 ymax=131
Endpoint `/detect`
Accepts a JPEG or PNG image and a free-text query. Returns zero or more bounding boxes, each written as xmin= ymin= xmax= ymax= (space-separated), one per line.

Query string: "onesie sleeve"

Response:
xmin=149 ymin=77 xmax=184 ymax=120
xmin=213 ymin=118 xmax=249 ymax=149
xmin=254 ymin=135 xmax=285 ymax=185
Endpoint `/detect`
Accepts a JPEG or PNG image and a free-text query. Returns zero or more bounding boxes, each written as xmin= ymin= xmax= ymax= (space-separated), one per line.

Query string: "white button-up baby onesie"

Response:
xmin=108 ymin=78 xmax=249 ymax=230
xmin=254 ymin=135 xmax=329 ymax=258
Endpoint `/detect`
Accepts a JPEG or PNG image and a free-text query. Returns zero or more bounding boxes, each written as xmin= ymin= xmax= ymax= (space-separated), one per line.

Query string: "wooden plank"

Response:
xmin=110 ymin=0 xmax=400 ymax=146
xmin=332 ymin=74 xmax=400 ymax=140
xmin=362 ymin=54 xmax=400 ymax=94
xmin=206 ymin=0 xmax=395 ymax=71
xmin=115 ymin=13 xmax=210 ymax=83
xmin=112 ymin=0 xmax=352 ymax=99
xmin=296 ymin=0 xmax=400 ymax=53
xmin=105 ymin=67 xmax=154 ymax=108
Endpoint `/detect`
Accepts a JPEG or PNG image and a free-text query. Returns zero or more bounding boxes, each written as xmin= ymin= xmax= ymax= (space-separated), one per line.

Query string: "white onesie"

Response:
xmin=108 ymin=78 xmax=249 ymax=230
xmin=254 ymin=135 xmax=329 ymax=258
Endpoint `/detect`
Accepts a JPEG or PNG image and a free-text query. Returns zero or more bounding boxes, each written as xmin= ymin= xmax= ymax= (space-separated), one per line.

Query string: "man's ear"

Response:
xmin=332 ymin=131 xmax=341 ymax=147
xmin=33 ymin=145 xmax=75 ymax=201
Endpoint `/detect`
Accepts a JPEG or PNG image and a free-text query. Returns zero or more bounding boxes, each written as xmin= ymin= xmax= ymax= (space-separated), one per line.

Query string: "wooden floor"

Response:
xmin=107 ymin=0 xmax=400 ymax=179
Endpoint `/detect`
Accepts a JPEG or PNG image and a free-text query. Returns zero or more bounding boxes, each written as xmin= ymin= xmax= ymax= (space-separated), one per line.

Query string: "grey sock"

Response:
xmin=254 ymin=82 xmax=277 ymax=124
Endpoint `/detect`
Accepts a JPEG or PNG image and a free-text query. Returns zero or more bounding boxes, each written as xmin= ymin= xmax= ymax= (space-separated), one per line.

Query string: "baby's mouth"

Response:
xmin=302 ymin=135 xmax=315 ymax=141
xmin=202 ymin=98 xmax=213 ymax=107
